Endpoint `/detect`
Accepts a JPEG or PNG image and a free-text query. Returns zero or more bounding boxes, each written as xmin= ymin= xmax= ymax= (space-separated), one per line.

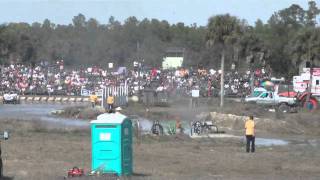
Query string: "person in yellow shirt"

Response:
xmin=106 ymin=93 xmax=115 ymax=112
xmin=245 ymin=116 xmax=255 ymax=153
xmin=89 ymin=92 xmax=98 ymax=108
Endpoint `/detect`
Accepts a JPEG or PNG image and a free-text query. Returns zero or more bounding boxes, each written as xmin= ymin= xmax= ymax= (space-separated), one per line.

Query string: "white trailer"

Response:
xmin=293 ymin=68 xmax=320 ymax=96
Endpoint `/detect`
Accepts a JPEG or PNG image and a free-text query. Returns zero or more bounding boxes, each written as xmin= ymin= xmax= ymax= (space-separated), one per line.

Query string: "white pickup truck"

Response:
xmin=3 ymin=92 xmax=20 ymax=104
xmin=245 ymin=91 xmax=296 ymax=112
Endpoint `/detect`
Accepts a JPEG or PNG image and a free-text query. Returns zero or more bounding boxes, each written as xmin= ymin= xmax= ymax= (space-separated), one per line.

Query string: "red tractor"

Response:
xmin=297 ymin=92 xmax=318 ymax=110
xmin=278 ymin=91 xmax=318 ymax=111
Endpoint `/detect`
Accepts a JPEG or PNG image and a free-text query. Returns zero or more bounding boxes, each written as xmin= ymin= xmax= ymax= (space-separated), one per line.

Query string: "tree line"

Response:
xmin=0 ymin=1 xmax=319 ymax=77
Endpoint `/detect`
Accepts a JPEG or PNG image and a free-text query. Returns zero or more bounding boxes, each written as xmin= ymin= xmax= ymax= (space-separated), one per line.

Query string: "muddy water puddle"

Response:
xmin=40 ymin=116 xmax=88 ymax=127
xmin=255 ymin=138 xmax=289 ymax=146
xmin=0 ymin=103 xmax=89 ymax=128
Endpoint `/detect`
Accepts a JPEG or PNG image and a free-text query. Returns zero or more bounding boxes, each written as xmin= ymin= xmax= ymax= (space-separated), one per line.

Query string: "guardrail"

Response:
xmin=0 ymin=95 xmax=100 ymax=103
xmin=0 ymin=95 xmax=140 ymax=104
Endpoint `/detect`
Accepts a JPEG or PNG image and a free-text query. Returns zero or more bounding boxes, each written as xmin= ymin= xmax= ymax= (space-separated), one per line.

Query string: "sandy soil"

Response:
xmin=1 ymin=120 xmax=320 ymax=180
xmin=0 ymin=98 xmax=320 ymax=180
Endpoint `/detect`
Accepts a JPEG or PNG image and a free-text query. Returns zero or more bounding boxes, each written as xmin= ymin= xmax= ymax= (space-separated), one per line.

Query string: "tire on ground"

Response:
xmin=278 ymin=103 xmax=289 ymax=113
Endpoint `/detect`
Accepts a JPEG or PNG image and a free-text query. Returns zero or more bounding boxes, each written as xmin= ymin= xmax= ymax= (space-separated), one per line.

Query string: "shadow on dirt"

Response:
xmin=132 ymin=172 xmax=151 ymax=177
xmin=1 ymin=176 xmax=14 ymax=180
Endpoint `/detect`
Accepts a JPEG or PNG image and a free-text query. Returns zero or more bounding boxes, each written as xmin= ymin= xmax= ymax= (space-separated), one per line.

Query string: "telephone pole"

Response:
xmin=306 ymin=41 xmax=312 ymax=105
xmin=220 ymin=50 xmax=225 ymax=107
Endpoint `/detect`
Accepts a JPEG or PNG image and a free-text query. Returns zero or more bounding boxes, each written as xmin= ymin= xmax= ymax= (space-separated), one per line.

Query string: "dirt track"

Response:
xmin=0 ymin=99 xmax=320 ymax=179
xmin=1 ymin=120 xmax=320 ymax=180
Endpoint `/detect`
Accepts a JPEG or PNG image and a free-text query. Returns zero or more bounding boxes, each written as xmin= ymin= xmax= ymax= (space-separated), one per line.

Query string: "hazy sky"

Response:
xmin=0 ymin=0 xmax=316 ymax=26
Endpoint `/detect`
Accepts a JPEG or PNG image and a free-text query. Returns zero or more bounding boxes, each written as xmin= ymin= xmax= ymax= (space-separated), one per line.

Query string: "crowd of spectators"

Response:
xmin=0 ymin=62 xmax=126 ymax=96
xmin=0 ymin=62 xmax=271 ymax=98
xmin=139 ymin=67 xmax=271 ymax=98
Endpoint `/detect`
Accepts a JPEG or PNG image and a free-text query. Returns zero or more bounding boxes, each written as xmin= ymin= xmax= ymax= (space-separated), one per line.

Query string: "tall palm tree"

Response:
xmin=206 ymin=14 xmax=243 ymax=107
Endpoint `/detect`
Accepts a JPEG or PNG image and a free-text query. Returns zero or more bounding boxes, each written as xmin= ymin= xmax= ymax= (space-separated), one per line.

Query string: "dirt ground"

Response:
xmin=1 ymin=98 xmax=320 ymax=180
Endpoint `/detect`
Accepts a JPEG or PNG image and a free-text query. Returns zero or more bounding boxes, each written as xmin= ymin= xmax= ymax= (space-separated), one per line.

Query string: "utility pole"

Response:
xmin=235 ymin=46 xmax=240 ymax=72
xmin=250 ymin=70 xmax=255 ymax=96
xmin=248 ymin=53 xmax=255 ymax=97
xmin=220 ymin=49 xmax=225 ymax=107
xmin=306 ymin=41 xmax=312 ymax=105
xmin=137 ymin=41 xmax=141 ymax=102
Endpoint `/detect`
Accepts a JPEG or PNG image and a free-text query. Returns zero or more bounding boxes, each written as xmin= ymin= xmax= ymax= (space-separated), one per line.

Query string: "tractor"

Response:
xmin=296 ymin=92 xmax=318 ymax=111
xmin=278 ymin=91 xmax=318 ymax=111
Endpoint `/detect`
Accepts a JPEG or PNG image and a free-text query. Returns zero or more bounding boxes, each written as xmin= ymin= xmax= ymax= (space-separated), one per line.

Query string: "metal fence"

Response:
xmin=101 ymin=84 xmax=129 ymax=108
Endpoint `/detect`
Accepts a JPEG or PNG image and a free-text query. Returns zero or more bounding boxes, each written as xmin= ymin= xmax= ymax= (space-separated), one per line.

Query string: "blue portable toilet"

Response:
xmin=90 ymin=113 xmax=133 ymax=176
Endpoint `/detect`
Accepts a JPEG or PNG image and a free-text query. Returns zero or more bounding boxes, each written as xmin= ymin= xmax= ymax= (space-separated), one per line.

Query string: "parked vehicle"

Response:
xmin=244 ymin=88 xmax=268 ymax=103
xmin=273 ymin=90 xmax=318 ymax=111
xmin=3 ymin=91 xmax=20 ymax=104
xmin=293 ymin=68 xmax=320 ymax=96
xmin=293 ymin=92 xmax=318 ymax=111
xmin=142 ymin=80 xmax=170 ymax=107
xmin=245 ymin=91 xmax=297 ymax=112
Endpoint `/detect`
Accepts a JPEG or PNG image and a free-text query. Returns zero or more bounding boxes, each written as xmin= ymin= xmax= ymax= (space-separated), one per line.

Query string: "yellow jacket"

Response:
xmin=245 ymin=119 xmax=255 ymax=136
xmin=107 ymin=96 xmax=114 ymax=104
xmin=89 ymin=94 xmax=98 ymax=103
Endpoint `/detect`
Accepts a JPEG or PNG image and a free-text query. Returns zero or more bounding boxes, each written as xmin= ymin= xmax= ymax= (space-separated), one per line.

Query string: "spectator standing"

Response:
xmin=89 ymin=92 xmax=98 ymax=108
xmin=245 ymin=116 xmax=255 ymax=153
xmin=106 ymin=92 xmax=115 ymax=112
xmin=191 ymin=86 xmax=200 ymax=108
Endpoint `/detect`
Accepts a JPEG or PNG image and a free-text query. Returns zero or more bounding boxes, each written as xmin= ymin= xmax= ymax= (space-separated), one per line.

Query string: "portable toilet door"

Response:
xmin=91 ymin=113 xmax=132 ymax=176
xmin=121 ymin=119 xmax=133 ymax=175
